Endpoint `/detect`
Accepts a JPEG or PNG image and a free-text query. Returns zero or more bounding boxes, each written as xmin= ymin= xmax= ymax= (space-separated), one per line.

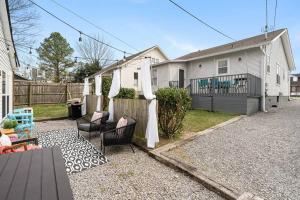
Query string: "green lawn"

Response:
xmin=183 ymin=109 xmax=236 ymax=133
xmin=32 ymin=104 xmax=68 ymax=120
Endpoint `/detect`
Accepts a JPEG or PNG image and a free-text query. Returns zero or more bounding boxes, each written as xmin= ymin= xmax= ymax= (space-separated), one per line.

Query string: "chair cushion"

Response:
xmin=7 ymin=134 xmax=19 ymax=142
xmin=78 ymin=123 xmax=91 ymax=132
xmin=0 ymin=144 xmax=41 ymax=154
xmin=78 ymin=123 xmax=101 ymax=132
xmin=0 ymin=134 xmax=12 ymax=147
xmin=91 ymin=112 xmax=103 ymax=124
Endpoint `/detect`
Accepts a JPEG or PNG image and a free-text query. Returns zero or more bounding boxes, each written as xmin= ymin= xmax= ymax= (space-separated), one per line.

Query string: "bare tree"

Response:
xmin=77 ymin=35 xmax=114 ymax=68
xmin=8 ymin=0 xmax=39 ymax=47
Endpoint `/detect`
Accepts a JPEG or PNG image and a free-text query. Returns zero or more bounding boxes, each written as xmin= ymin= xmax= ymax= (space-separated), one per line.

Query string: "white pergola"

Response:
xmin=82 ymin=59 xmax=159 ymax=148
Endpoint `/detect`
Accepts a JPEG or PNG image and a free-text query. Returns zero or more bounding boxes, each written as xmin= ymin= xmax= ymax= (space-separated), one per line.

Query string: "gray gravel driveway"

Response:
xmin=34 ymin=120 xmax=224 ymax=200
xmin=165 ymin=100 xmax=300 ymax=200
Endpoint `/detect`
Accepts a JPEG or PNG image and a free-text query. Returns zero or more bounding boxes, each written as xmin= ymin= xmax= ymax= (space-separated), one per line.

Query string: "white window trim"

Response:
xmin=216 ymin=58 xmax=230 ymax=75
xmin=151 ymin=68 xmax=158 ymax=86
xmin=133 ymin=72 xmax=138 ymax=87
xmin=276 ymin=62 xmax=280 ymax=85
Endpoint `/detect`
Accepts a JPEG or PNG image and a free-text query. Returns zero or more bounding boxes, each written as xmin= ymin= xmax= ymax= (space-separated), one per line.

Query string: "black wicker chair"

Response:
xmin=100 ymin=117 xmax=136 ymax=154
xmin=76 ymin=111 xmax=109 ymax=141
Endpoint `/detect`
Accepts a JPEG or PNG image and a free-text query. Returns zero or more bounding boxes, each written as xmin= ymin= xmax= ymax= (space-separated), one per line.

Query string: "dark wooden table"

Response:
xmin=0 ymin=147 xmax=74 ymax=200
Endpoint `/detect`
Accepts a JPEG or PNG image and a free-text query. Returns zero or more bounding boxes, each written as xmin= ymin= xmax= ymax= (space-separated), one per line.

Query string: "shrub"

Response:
xmin=116 ymin=88 xmax=135 ymax=99
xmin=3 ymin=119 xmax=18 ymax=129
xmin=102 ymin=76 xmax=112 ymax=110
xmin=156 ymin=88 xmax=191 ymax=138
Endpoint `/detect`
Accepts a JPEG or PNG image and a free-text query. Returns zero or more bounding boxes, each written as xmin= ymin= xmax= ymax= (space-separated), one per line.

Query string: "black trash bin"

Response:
xmin=69 ymin=102 xmax=82 ymax=119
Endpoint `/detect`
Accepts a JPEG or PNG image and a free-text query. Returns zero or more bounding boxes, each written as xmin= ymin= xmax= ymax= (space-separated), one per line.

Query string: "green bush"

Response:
xmin=116 ymin=88 xmax=135 ymax=99
xmin=3 ymin=119 xmax=18 ymax=129
xmin=102 ymin=76 xmax=112 ymax=110
xmin=156 ymin=88 xmax=191 ymax=138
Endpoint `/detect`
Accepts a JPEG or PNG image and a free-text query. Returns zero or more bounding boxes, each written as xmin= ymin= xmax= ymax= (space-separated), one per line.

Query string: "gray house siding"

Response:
xmin=191 ymin=95 xmax=260 ymax=115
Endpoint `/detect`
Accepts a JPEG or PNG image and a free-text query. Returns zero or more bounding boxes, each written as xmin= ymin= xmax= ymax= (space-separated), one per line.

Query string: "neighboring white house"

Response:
xmin=0 ymin=0 xmax=19 ymax=120
xmin=152 ymin=29 xmax=295 ymax=114
xmin=92 ymin=45 xmax=169 ymax=95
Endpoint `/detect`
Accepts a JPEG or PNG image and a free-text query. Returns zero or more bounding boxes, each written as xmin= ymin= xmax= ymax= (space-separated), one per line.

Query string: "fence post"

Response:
xmin=28 ymin=82 xmax=32 ymax=106
xmin=65 ymin=83 xmax=68 ymax=102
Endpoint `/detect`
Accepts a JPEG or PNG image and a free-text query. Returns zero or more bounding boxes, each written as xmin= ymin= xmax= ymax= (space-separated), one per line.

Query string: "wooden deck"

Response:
xmin=0 ymin=147 xmax=73 ymax=200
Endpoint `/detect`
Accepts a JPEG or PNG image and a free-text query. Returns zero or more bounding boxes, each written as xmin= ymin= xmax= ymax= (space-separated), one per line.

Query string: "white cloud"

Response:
xmin=164 ymin=35 xmax=199 ymax=53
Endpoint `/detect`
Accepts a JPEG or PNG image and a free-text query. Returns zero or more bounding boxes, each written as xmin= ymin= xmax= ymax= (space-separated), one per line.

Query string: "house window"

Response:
xmin=293 ymin=76 xmax=298 ymax=82
xmin=151 ymin=68 xmax=157 ymax=86
xmin=151 ymin=58 xmax=156 ymax=64
xmin=217 ymin=59 xmax=229 ymax=74
xmin=2 ymin=71 xmax=9 ymax=118
xmin=267 ymin=65 xmax=270 ymax=73
xmin=155 ymin=59 xmax=159 ymax=64
xmin=134 ymin=72 xmax=138 ymax=86
xmin=276 ymin=63 xmax=280 ymax=85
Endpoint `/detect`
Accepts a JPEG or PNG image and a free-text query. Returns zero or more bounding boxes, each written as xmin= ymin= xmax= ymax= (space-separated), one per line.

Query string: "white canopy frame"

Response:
xmin=108 ymin=68 xmax=121 ymax=121
xmin=141 ymin=58 xmax=159 ymax=148
xmin=82 ymin=78 xmax=89 ymax=115
xmin=95 ymin=74 xmax=102 ymax=111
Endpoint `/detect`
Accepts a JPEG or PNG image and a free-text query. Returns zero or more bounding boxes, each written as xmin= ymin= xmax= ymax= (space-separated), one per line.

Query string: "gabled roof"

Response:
xmin=292 ymin=73 xmax=300 ymax=77
xmin=153 ymin=29 xmax=295 ymax=70
xmin=176 ymin=29 xmax=286 ymax=60
xmin=89 ymin=45 xmax=168 ymax=78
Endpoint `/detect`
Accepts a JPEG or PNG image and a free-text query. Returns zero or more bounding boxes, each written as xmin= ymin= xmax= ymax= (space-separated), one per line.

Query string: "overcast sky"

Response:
xmin=22 ymin=0 xmax=300 ymax=72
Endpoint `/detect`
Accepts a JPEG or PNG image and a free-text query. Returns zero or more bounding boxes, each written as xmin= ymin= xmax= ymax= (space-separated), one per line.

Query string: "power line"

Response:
xmin=167 ymin=0 xmax=235 ymax=41
xmin=49 ymin=0 xmax=139 ymax=52
xmin=28 ymin=0 xmax=133 ymax=55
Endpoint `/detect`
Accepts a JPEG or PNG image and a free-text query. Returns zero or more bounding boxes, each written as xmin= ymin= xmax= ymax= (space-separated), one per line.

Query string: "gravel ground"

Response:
xmin=165 ymin=100 xmax=300 ymax=200
xmin=34 ymin=120 xmax=224 ymax=200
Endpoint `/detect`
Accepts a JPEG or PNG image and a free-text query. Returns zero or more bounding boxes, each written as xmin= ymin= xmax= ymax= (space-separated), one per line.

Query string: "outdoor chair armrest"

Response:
xmin=76 ymin=115 xmax=90 ymax=125
xmin=102 ymin=121 xmax=117 ymax=132
xmin=101 ymin=125 xmax=129 ymax=135
xmin=3 ymin=143 xmax=28 ymax=153
xmin=12 ymin=137 xmax=38 ymax=145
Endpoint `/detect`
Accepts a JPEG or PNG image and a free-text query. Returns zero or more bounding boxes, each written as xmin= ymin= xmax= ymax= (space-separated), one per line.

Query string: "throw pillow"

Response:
xmin=116 ymin=117 xmax=128 ymax=136
xmin=91 ymin=112 xmax=103 ymax=125
xmin=0 ymin=134 xmax=12 ymax=147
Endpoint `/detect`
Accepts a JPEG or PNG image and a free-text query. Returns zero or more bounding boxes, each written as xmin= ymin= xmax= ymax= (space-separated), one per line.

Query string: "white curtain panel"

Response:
xmin=82 ymin=78 xmax=89 ymax=115
xmin=141 ymin=59 xmax=159 ymax=148
xmin=108 ymin=69 xmax=121 ymax=121
xmin=95 ymin=74 xmax=102 ymax=111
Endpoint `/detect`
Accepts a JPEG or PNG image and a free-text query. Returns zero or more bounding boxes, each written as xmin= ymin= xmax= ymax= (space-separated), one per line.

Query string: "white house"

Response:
xmin=0 ymin=0 xmax=19 ymax=120
xmin=92 ymin=45 xmax=169 ymax=95
xmin=152 ymin=29 xmax=295 ymax=114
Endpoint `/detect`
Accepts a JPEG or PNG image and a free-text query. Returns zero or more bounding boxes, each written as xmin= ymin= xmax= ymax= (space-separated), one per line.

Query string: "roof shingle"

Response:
xmin=176 ymin=29 xmax=286 ymax=60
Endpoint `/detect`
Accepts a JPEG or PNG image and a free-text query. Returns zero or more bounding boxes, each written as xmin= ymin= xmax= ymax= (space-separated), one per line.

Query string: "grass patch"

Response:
xmin=31 ymin=104 xmax=68 ymax=120
xmin=183 ymin=109 xmax=236 ymax=133
xmin=133 ymin=109 xmax=236 ymax=149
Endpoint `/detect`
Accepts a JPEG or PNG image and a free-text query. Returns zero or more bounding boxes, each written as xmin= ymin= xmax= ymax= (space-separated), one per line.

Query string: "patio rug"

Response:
xmin=37 ymin=128 xmax=107 ymax=175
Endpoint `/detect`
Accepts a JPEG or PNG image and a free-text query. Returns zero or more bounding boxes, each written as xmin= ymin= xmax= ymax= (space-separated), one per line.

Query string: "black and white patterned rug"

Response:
xmin=37 ymin=128 xmax=107 ymax=174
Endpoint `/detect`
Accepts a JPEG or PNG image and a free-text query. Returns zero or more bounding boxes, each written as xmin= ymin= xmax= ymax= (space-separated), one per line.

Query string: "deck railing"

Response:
xmin=190 ymin=73 xmax=261 ymax=97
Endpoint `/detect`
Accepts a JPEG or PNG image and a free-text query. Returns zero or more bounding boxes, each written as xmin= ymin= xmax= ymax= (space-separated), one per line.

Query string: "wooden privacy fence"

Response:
xmin=86 ymin=96 xmax=154 ymax=140
xmin=14 ymin=80 xmax=93 ymax=106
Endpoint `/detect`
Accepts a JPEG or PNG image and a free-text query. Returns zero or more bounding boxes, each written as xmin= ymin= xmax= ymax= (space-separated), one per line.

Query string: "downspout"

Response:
xmin=260 ymin=45 xmax=267 ymax=112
